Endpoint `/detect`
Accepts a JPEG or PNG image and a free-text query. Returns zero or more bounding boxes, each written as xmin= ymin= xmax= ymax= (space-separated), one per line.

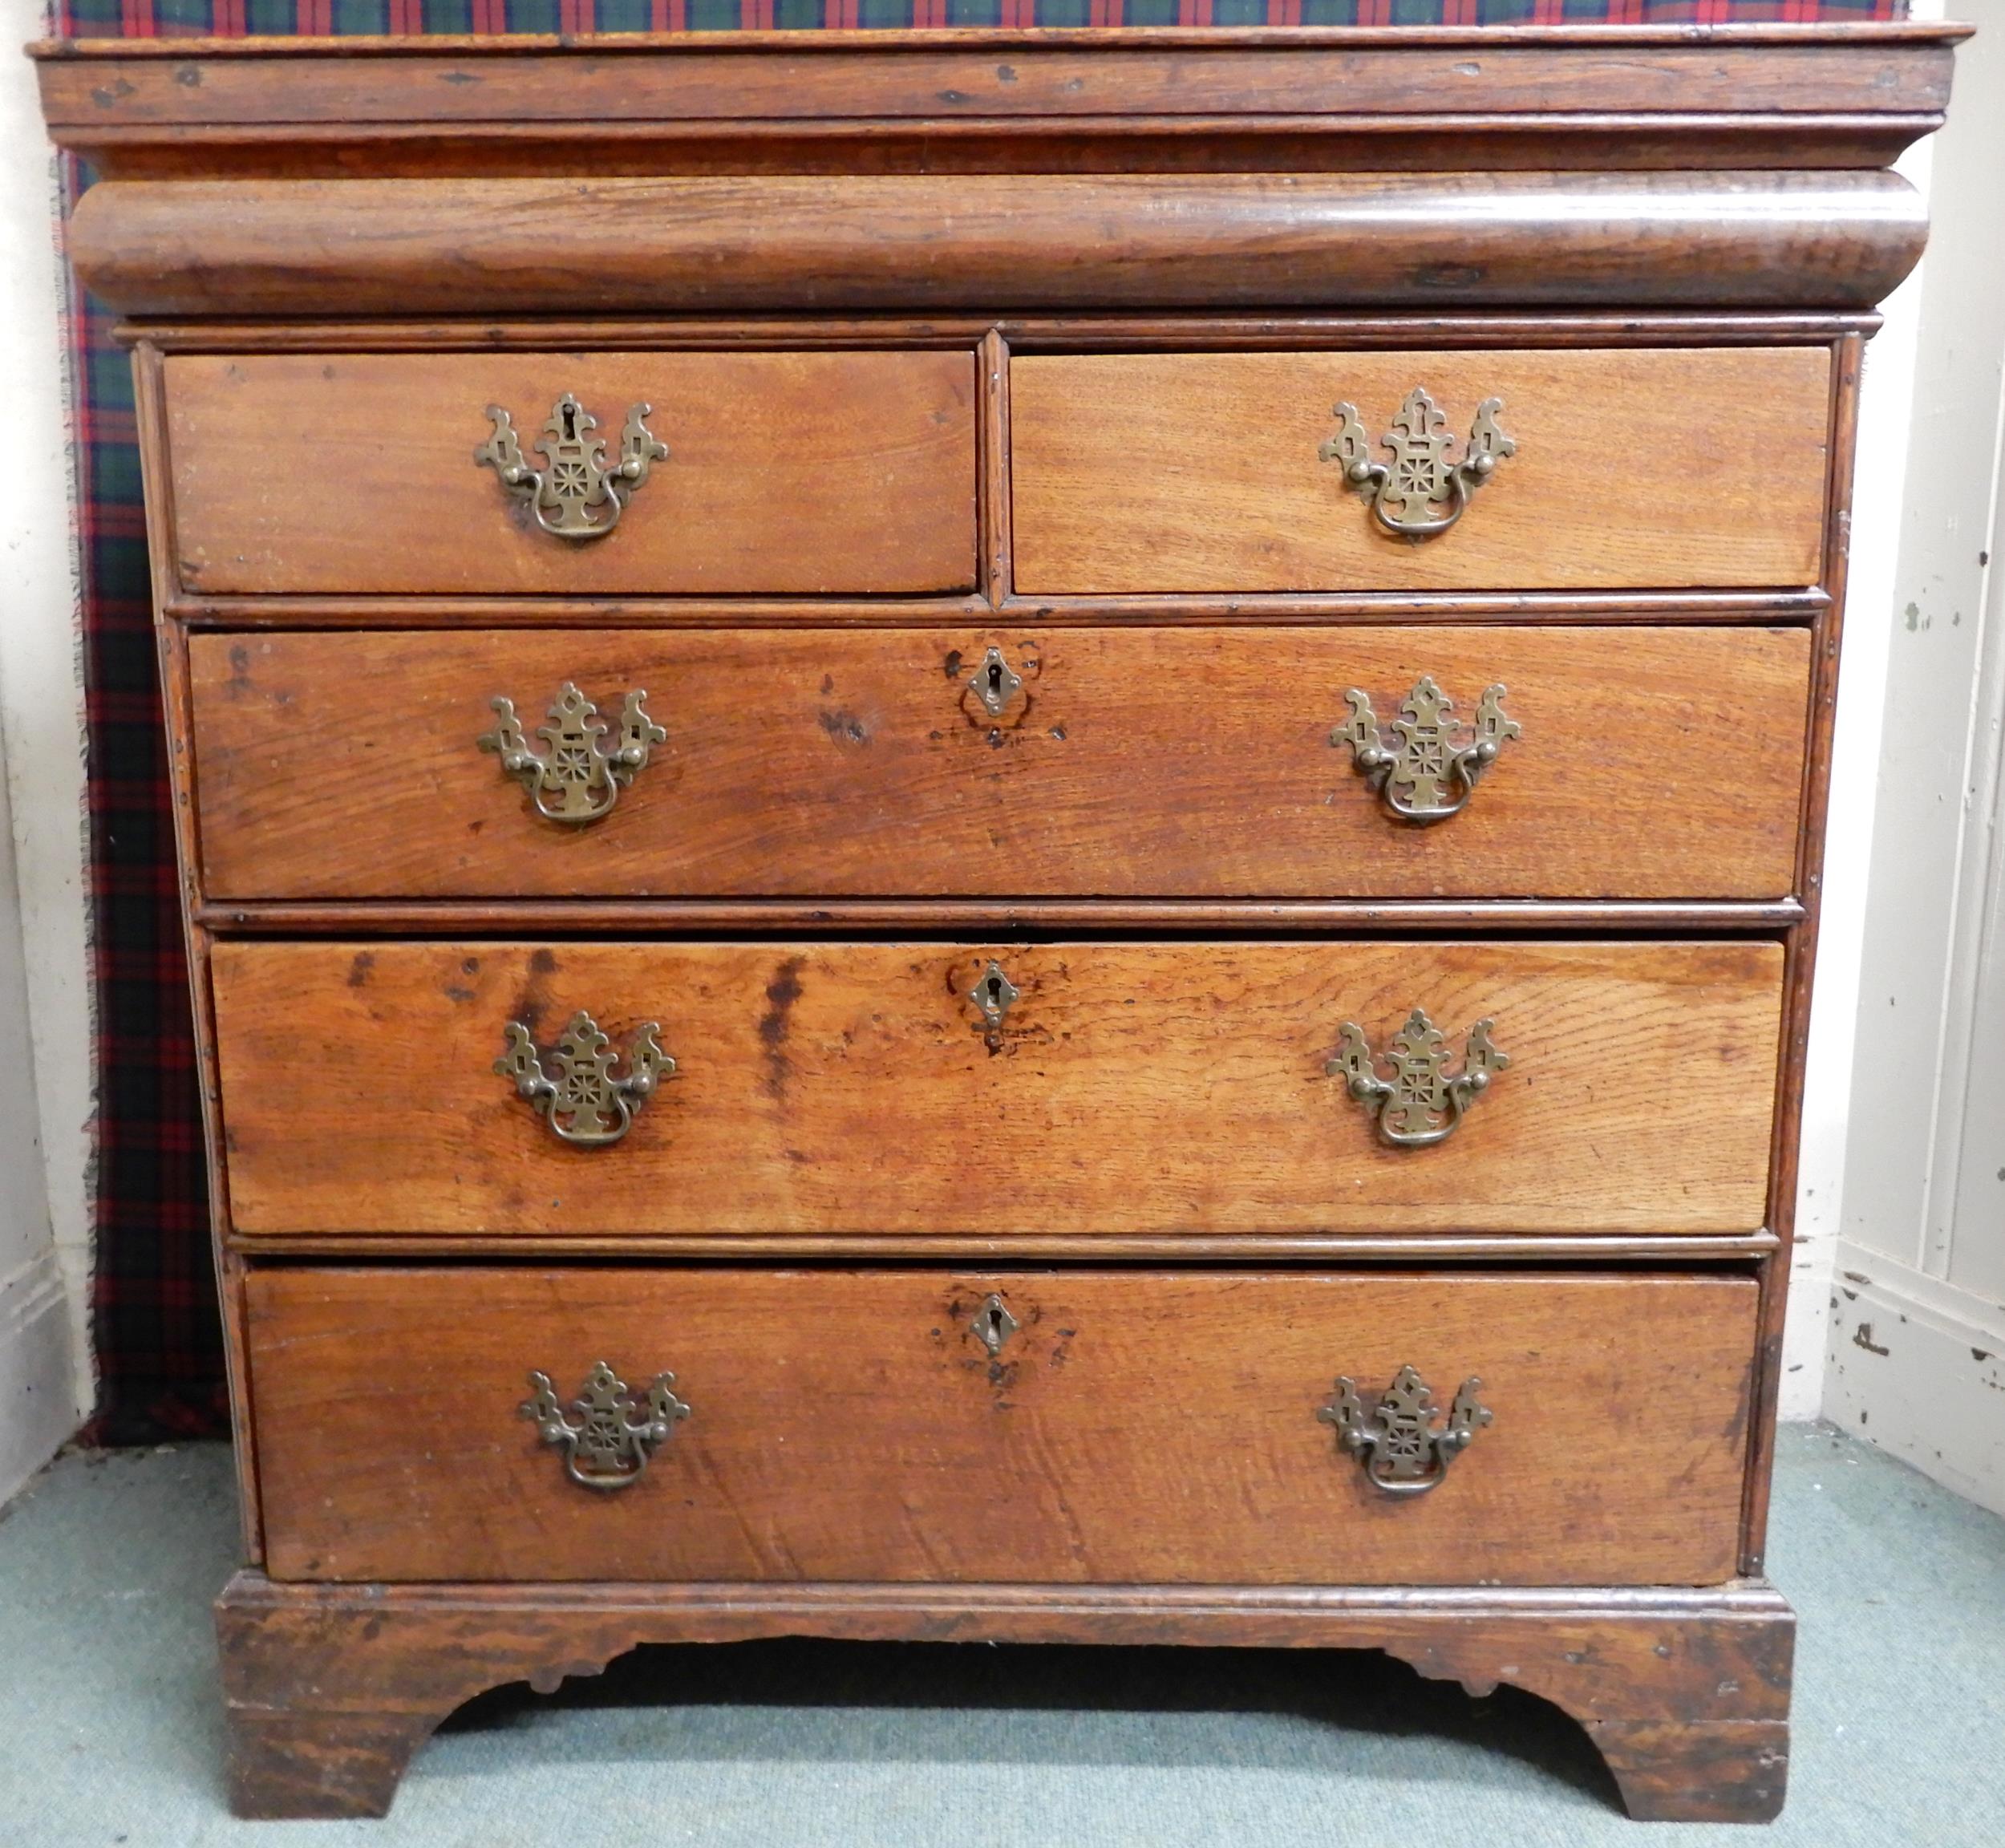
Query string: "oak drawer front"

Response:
xmin=246 ymin=1266 xmax=1756 ymax=1586
xmin=163 ymin=351 xmax=977 ymax=597
xmin=213 ymin=939 xmax=1782 ymax=1238
xmin=190 ymin=625 xmax=1810 ymax=902
xmin=1010 ymin=348 xmax=1831 ymax=594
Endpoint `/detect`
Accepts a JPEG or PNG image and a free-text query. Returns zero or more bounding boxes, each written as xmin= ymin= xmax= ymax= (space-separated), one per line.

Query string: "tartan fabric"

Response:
xmin=67 ymin=270 xmax=227 ymax=1445
xmin=56 ymin=0 xmax=1904 ymax=1443
xmin=56 ymin=2 xmax=1910 ymax=31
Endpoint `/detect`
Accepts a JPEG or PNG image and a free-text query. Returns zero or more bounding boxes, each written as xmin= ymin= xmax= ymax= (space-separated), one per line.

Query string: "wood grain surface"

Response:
xmin=35 ymin=32 xmax=1958 ymax=130
xmin=187 ymin=625 xmax=1811 ymax=902
xmin=214 ymin=1569 xmax=1792 ymax=1820
xmin=211 ymin=938 xmax=1784 ymax=1238
xmin=164 ymin=351 xmax=976 ymax=596
xmin=72 ymin=173 xmax=1927 ymax=319
xmin=1011 ymin=348 xmax=1832 ymax=593
xmin=244 ymin=1266 xmax=1756 ymax=1587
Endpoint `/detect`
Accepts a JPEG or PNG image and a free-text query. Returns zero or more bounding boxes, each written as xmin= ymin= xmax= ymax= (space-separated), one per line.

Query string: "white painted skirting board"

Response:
xmin=0 ymin=1246 xmax=75 ymax=1508
xmin=1825 ymin=1242 xmax=2005 ymax=1521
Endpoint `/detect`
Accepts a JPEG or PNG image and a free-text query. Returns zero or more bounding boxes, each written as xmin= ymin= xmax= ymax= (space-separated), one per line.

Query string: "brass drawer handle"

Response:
xmin=480 ymin=682 xmax=666 ymax=827
xmin=476 ymin=392 xmax=668 ymax=541
xmin=1329 ymin=1008 xmax=1508 ymax=1148
xmin=1319 ymin=387 xmax=1515 ymax=539
xmin=496 ymin=1011 xmax=674 ymax=1149
xmin=521 ymin=1362 xmax=691 ymax=1492
xmin=1319 ymin=1365 xmax=1491 ymax=1497
xmin=1333 ymin=676 xmax=1519 ymax=825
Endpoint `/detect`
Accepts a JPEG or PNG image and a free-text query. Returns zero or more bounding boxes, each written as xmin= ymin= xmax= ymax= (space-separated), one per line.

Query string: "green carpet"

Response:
xmin=0 ymin=1424 xmax=1999 ymax=1846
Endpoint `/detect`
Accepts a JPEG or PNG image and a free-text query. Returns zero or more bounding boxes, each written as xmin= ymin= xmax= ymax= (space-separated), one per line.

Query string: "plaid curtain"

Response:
xmin=58 ymin=0 xmax=1906 ymax=1442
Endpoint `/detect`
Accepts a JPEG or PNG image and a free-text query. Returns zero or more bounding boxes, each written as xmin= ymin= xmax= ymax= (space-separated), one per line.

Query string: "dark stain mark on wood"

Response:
xmin=345 ymin=952 xmax=374 ymax=989
xmin=759 ymin=956 xmax=806 ymax=1099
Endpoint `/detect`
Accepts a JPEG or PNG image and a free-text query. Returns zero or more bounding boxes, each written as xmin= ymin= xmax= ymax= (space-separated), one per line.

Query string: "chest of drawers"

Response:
xmin=36 ymin=20 xmax=1966 ymax=1824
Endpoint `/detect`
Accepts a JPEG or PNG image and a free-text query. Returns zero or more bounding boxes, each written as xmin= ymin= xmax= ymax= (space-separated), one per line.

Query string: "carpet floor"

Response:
xmin=0 ymin=1423 xmax=1999 ymax=1846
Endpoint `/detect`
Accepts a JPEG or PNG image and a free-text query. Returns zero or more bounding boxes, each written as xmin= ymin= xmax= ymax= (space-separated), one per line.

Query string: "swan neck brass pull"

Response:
xmin=496 ymin=1011 xmax=674 ymax=1148
xmin=481 ymin=683 xmax=666 ymax=827
xmin=1319 ymin=388 xmax=1514 ymax=538
xmin=521 ymin=1362 xmax=691 ymax=1492
xmin=1319 ymin=1366 xmax=1491 ymax=1497
xmin=1329 ymin=1009 xmax=1507 ymax=1148
xmin=476 ymin=393 xmax=668 ymax=541
xmin=1334 ymin=677 xmax=1518 ymax=825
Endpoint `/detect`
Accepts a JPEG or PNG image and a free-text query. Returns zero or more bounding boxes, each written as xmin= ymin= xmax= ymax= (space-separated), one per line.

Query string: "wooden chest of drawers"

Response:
xmin=36 ymin=19 xmax=1967 ymax=1825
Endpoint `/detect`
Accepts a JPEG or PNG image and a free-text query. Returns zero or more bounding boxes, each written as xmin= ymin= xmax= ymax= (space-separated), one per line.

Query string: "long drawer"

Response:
xmin=245 ymin=1266 xmax=1757 ymax=1586
xmin=163 ymin=351 xmax=978 ymax=596
xmin=212 ymin=938 xmax=1784 ymax=1238
xmin=188 ymin=626 xmax=1812 ymax=902
xmin=1010 ymin=348 xmax=1833 ymax=594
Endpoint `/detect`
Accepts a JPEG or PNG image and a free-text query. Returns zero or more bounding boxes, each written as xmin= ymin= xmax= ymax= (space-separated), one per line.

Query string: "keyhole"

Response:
xmin=973 ymin=1294 xmax=1019 ymax=1356
xmin=561 ymin=403 xmax=577 ymax=440
xmin=986 ymin=659 xmax=1005 ymax=700
xmin=968 ymin=958 xmax=1019 ymax=1031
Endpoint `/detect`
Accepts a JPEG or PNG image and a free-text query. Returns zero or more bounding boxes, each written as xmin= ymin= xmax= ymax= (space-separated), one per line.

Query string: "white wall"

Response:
xmin=0 ymin=0 xmax=92 ymax=1493
xmin=1825 ymin=0 xmax=2005 ymax=1518
xmin=0 ymin=716 xmax=74 ymax=1503
xmin=1780 ymin=174 xmax=1934 ymax=1420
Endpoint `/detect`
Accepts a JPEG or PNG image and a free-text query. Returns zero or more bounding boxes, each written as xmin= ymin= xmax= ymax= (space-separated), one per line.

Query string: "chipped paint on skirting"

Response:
xmin=1824 ymin=1245 xmax=2005 ymax=1520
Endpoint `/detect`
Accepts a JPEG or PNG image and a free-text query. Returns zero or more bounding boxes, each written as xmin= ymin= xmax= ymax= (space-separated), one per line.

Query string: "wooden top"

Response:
xmin=36 ymin=24 xmax=1965 ymax=161
xmin=36 ymin=24 xmax=1969 ymax=315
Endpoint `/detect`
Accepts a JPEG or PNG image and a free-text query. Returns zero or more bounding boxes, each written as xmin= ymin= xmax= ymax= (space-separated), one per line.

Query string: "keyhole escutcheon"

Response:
xmin=968 ymin=646 xmax=1025 ymax=718
xmin=972 ymin=1294 xmax=1019 ymax=1356
xmin=969 ymin=958 xmax=1021 ymax=1031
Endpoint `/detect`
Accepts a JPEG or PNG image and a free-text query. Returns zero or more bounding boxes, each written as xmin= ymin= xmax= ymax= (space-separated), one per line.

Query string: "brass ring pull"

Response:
xmin=1318 ymin=1366 xmax=1491 ymax=1497
xmin=1328 ymin=1009 xmax=1507 ymax=1148
xmin=1319 ymin=388 xmax=1515 ymax=540
xmin=521 ymin=1362 xmax=691 ymax=1492
xmin=480 ymin=683 xmax=666 ymax=828
xmin=1333 ymin=677 xmax=1518 ymax=825
xmin=496 ymin=1011 xmax=674 ymax=1149
xmin=475 ymin=392 xmax=667 ymax=541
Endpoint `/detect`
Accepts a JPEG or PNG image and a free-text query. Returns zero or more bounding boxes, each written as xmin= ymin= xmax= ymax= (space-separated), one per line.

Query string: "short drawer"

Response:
xmin=189 ymin=625 xmax=1811 ymax=902
xmin=163 ymin=351 xmax=977 ymax=596
xmin=213 ymin=938 xmax=1783 ymax=1238
xmin=246 ymin=1266 xmax=1756 ymax=1586
xmin=1010 ymin=348 xmax=1832 ymax=594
